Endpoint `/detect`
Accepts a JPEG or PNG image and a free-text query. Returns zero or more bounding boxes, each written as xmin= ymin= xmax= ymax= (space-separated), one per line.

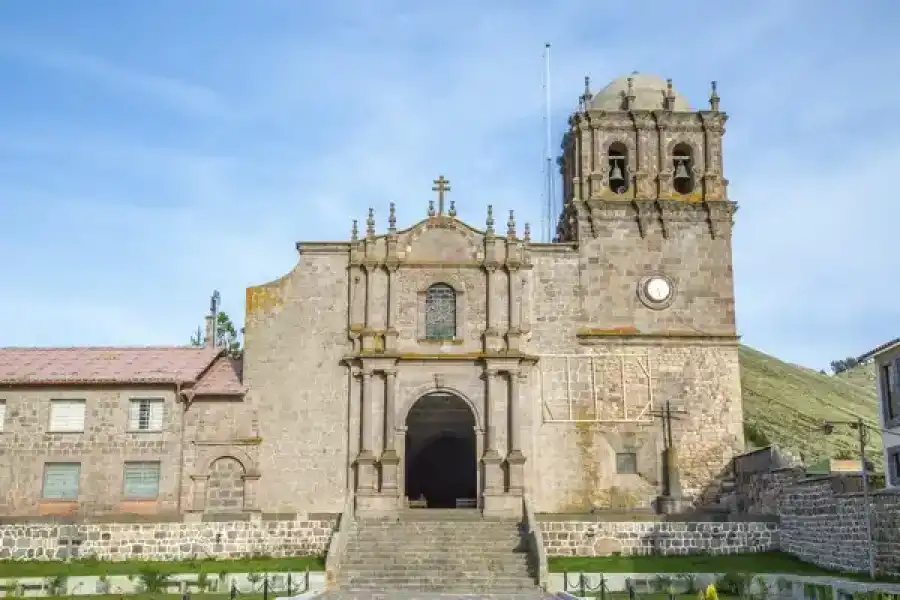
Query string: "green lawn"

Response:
xmin=0 ymin=555 xmax=324 ymax=578
xmin=549 ymin=552 xmax=899 ymax=583
xmin=549 ymin=552 xmax=833 ymax=575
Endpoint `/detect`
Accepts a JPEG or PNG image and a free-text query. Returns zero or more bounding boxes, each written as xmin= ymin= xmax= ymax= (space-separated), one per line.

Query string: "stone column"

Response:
xmin=385 ymin=266 xmax=399 ymax=350
xmin=380 ymin=369 xmax=400 ymax=493
xmin=506 ymin=371 xmax=527 ymax=495
xmin=364 ymin=264 xmax=375 ymax=328
xmin=507 ymin=267 xmax=523 ymax=351
xmin=356 ymin=369 xmax=377 ymax=492
xmin=482 ymin=370 xmax=504 ymax=494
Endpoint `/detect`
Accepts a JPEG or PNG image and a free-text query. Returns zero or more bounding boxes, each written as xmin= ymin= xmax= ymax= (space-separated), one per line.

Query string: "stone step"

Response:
xmin=349 ymin=535 xmax=523 ymax=543
xmin=346 ymin=542 xmax=526 ymax=550
xmin=342 ymin=567 xmax=531 ymax=575
xmin=342 ymin=577 xmax=537 ymax=588
xmin=350 ymin=525 xmax=522 ymax=531
xmin=343 ymin=552 xmax=528 ymax=561
xmin=343 ymin=556 xmax=530 ymax=564
xmin=326 ymin=593 xmax=549 ymax=600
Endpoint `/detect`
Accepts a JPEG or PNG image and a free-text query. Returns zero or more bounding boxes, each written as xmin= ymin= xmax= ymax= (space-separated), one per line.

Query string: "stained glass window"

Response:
xmin=425 ymin=284 xmax=456 ymax=340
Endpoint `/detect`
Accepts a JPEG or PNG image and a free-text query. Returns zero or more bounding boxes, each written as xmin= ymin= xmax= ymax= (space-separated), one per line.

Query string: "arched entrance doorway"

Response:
xmin=404 ymin=392 xmax=477 ymax=509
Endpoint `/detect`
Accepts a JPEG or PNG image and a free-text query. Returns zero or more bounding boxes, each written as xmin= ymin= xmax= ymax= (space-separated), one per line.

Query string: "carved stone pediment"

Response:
xmin=400 ymin=216 xmax=483 ymax=263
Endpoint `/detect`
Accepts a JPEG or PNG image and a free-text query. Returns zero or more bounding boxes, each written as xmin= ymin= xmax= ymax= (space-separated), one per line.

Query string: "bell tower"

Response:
xmin=556 ymin=73 xmax=733 ymax=242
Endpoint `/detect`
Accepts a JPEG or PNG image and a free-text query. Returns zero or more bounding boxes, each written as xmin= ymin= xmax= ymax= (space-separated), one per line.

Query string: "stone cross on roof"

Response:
xmin=432 ymin=175 xmax=451 ymax=215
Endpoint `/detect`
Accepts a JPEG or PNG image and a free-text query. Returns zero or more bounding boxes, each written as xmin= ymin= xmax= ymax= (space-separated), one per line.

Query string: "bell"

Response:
xmin=674 ymin=160 xmax=690 ymax=180
xmin=609 ymin=163 xmax=624 ymax=183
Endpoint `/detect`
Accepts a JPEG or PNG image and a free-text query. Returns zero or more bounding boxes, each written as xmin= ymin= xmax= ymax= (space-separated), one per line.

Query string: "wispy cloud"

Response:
xmin=0 ymin=0 xmax=897 ymax=370
xmin=0 ymin=36 xmax=227 ymax=117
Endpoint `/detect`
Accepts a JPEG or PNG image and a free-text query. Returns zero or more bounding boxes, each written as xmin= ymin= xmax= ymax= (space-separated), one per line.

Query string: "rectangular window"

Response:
xmin=0 ymin=400 xmax=5 ymax=432
xmin=49 ymin=400 xmax=86 ymax=432
xmin=616 ymin=452 xmax=638 ymax=474
xmin=123 ymin=462 xmax=161 ymax=499
xmin=42 ymin=463 xmax=81 ymax=500
xmin=884 ymin=363 xmax=898 ymax=422
xmin=889 ymin=447 xmax=900 ymax=487
xmin=128 ymin=399 xmax=164 ymax=431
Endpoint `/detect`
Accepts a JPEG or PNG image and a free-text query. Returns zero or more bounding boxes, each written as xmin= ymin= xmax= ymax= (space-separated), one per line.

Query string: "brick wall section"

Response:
xmin=0 ymin=517 xmax=337 ymax=561
xmin=779 ymin=477 xmax=900 ymax=576
xmin=541 ymin=521 xmax=778 ymax=557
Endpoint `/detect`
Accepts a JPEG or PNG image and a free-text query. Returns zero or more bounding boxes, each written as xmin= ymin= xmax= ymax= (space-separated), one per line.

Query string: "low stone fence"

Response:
xmin=538 ymin=519 xmax=779 ymax=556
xmin=0 ymin=516 xmax=338 ymax=561
xmin=779 ymin=477 xmax=900 ymax=576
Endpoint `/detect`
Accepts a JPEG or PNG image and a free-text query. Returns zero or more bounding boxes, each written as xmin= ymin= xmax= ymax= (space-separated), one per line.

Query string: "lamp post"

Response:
xmin=821 ymin=418 xmax=877 ymax=579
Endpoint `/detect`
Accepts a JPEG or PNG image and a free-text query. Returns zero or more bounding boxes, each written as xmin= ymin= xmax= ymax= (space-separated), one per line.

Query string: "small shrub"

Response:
xmin=652 ymin=575 xmax=674 ymax=594
xmin=716 ymin=572 xmax=752 ymax=598
xmin=137 ymin=567 xmax=171 ymax=593
xmin=699 ymin=584 xmax=720 ymax=600
xmin=678 ymin=574 xmax=698 ymax=595
xmin=44 ymin=575 xmax=68 ymax=596
xmin=196 ymin=572 xmax=210 ymax=592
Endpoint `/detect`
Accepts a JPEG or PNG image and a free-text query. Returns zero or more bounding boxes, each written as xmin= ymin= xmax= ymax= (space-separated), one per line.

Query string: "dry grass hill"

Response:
xmin=738 ymin=345 xmax=883 ymax=469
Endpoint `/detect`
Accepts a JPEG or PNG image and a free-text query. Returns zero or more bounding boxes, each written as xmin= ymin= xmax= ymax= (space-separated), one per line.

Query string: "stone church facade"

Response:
xmin=0 ymin=73 xmax=743 ymax=520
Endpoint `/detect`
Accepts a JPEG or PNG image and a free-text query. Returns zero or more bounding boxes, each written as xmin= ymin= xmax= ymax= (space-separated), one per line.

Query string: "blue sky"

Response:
xmin=0 ymin=0 xmax=897 ymax=371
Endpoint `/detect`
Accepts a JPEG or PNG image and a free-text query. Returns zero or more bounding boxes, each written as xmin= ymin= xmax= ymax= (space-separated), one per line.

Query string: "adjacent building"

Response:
xmin=858 ymin=338 xmax=900 ymax=488
xmin=0 ymin=72 xmax=744 ymax=520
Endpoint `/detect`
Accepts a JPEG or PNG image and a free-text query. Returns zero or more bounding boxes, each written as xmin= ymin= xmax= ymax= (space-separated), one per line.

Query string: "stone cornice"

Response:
xmin=576 ymin=327 xmax=740 ymax=347
xmin=296 ymin=242 xmax=352 ymax=254
xmin=342 ymin=350 xmax=540 ymax=364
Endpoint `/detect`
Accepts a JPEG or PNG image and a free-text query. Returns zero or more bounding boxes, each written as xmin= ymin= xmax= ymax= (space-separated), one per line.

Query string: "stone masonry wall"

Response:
xmin=540 ymin=520 xmax=778 ymax=557
xmin=779 ymin=477 xmax=900 ymax=576
xmin=0 ymin=517 xmax=338 ymax=561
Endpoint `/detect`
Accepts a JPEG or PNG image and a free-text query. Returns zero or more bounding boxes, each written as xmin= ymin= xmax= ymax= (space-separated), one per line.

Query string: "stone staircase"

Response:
xmin=335 ymin=508 xmax=543 ymax=595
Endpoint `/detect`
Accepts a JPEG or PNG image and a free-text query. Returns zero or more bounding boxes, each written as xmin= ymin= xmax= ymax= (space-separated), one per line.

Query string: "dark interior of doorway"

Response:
xmin=404 ymin=393 xmax=477 ymax=509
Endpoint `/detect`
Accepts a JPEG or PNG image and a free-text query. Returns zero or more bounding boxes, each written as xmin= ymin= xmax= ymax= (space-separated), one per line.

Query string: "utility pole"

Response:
xmin=856 ymin=417 xmax=875 ymax=580
xmin=822 ymin=418 xmax=877 ymax=580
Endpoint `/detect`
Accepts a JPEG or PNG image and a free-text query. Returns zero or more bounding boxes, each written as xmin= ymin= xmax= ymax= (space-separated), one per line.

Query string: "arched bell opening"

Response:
xmin=404 ymin=392 xmax=477 ymax=509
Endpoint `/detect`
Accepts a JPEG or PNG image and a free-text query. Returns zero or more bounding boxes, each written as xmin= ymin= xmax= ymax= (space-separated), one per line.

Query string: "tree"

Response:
xmin=830 ymin=356 xmax=859 ymax=375
xmin=189 ymin=312 xmax=243 ymax=358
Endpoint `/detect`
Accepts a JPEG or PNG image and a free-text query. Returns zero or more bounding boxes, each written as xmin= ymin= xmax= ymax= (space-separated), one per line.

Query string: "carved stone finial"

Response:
xmin=625 ymin=76 xmax=636 ymax=110
xmin=448 ymin=200 xmax=457 ymax=218
xmin=709 ymin=80 xmax=720 ymax=111
xmin=428 ymin=199 xmax=436 ymax=217
xmin=523 ymin=222 xmax=531 ymax=242
xmin=486 ymin=205 xmax=495 ymax=234
xmin=366 ymin=208 xmax=375 ymax=237
xmin=507 ymin=210 xmax=516 ymax=238
xmin=388 ymin=202 xmax=397 ymax=232
xmin=351 ymin=219 xmax=359 ymax=242
xmin=664 ymin=78 xmax=676 ymax=110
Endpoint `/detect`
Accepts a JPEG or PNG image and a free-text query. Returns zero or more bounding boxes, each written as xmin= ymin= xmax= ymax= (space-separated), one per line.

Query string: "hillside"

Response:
xmin=738 ymin=346 xmax=883 ymax=469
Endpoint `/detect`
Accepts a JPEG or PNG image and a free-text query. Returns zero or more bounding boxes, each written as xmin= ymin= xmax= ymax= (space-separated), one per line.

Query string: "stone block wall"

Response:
xmin=0 ymin=516 xmax=338 ymax=561
xmin=539 ymin=520 xmax=778 ymax=557
xmin=779 ymin=477 xmax=900 ymax=576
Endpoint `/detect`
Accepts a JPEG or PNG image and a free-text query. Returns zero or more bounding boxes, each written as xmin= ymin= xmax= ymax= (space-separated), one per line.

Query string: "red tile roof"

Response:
xmin=192 ymin=355 xmax=245 ymax=396
xmin=0 ymin=346 xmax=241 ymax=390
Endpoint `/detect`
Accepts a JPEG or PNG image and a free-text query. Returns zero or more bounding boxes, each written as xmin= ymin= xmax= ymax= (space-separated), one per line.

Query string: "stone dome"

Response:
xmin=590 ymin=72 xmax=692 ymax=111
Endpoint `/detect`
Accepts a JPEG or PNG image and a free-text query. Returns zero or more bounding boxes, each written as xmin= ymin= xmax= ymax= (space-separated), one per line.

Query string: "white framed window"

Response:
xmin=128 ymin=399 xmax=164 ymax=432
xmin=123 ymin=461 xmax=161 ymax=499
xmin=42 ymin=462 xmax=81 ymax=499
xmin=0 ymin=400 xmax=6 ymax=432
xmin=49 ymin=400 xmax=86 ymax=432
